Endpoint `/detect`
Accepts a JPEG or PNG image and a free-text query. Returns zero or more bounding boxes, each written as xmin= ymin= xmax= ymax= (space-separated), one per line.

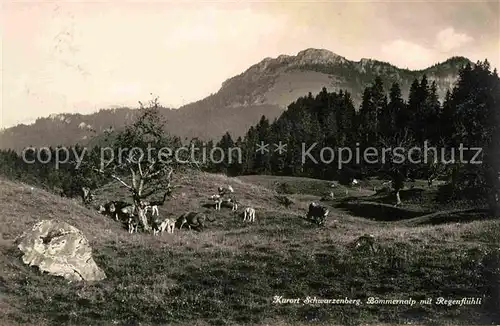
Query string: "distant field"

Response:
xmin=1 ymin=172 xmax=499 ymax=326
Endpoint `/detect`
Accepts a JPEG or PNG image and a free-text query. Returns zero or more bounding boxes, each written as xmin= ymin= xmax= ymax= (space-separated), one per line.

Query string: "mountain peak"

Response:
xmin=295 ymin=48 xmax=346 ymax=65
xmin=241 ymin=48 xmax=347 ymax=76
xmin=297 ymin=48 xmax=339 ymax=58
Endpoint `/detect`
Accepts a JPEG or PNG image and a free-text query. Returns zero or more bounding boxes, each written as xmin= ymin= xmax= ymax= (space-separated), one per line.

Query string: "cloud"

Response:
xmin=380 ymin=26 xmax=477 ymax=69
xmin=380 ymin=39 xmax=436 ymax=69
xmin=435 ymin=27 xmax=473 ymax=52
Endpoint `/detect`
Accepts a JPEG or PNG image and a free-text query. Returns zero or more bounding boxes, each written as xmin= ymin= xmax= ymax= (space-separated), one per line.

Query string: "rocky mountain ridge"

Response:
xmin=0 ymin=49 xmax=471 ymax=151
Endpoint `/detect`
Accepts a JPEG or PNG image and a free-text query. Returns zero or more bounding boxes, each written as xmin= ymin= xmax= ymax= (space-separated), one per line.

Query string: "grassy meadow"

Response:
xmin=0 ymin=172 xmax=499 ymax=326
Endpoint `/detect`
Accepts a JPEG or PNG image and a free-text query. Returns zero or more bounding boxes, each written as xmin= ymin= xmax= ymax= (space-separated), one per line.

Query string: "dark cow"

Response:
xmin=176 ymin=212 xmax=215 ymax=231
xmin=306 ymin=202 xmax=329 ymax=226
xmin=99 ymin=201 xmax=133 ymax=221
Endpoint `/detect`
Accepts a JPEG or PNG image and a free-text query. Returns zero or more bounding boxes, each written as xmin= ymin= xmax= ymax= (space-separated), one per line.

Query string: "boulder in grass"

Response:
xmin=17 ymin=219 xmax=106 ymax=282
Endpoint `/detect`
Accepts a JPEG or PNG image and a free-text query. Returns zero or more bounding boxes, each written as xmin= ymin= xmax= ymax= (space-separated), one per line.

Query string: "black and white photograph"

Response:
xmin=1 ymin=1 xmax=499 ymax=325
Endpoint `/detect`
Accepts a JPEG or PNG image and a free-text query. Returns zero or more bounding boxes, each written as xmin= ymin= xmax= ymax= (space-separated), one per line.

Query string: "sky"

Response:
xmin=1 ymin=0 xmax=499 ymax=129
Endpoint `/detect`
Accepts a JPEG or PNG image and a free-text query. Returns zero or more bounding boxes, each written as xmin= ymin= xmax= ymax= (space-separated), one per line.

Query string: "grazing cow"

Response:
xmin=144 ymin=203 xmax=159 ymax=216
xmin=119 ymin=204 xmax=137 ymax=221
xmin=141 ymin=193 xmax=169 ymax=216
xmin=105 ymin=201 xmax=133 ymax=221
xmin=153 ymin=217 xmax=175 ymax=235
xmin=128 ymin=216 xmax=139 ymax=234
xmin=163 ymin=218 xmax=176 ymax=234
xmin=81 ymin=187 xmax=94 ymax=206
xmin=110 ymin=204 xmax=138 ymax=230
xmin=98 ymin=201 xmax=130 ymax=220
xmin=306 ymin=202 xmax=329 ymax=226
xmin=98 ymin=204 xmax=106 ymax=214
xmin=354 ymin=234 xmax=376 ymax=252
xmin=177 ymin=212 xmax=214 ymax=231
xmin=209 ymin=194 xmax=222 ymax=210
xmin=223 ymin=197 xmax=239 ymax=211
xmin=218 ymin=185 xmax=234 ymax=197
xmin=351 ymin=179 xmax=361 ymax=190
xmin=243 ymin=207 xmax=256 ymax=222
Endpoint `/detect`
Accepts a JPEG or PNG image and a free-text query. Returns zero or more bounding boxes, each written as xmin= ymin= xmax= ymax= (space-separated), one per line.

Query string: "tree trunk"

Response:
xmin=495 ymin=172 xmax=500 ymax=217
xmin=451 ymin=166 xmax=459 ymax=189
xmin=137 ymin=207 xmax=150 ymax=231
xmin=491 ymin=191 xmax=500 ymax=218
xmin=395 ymin=189 xmax=402 ymax=206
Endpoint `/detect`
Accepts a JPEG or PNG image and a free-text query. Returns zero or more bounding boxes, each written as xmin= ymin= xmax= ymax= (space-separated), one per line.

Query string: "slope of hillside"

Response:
xmin=1 ymin=172 xmax=499 ymax=325
xmin=0 ymin=108 xmax=140 ymax=150
xmin=0 ymin=49 xmax=471 ymax=151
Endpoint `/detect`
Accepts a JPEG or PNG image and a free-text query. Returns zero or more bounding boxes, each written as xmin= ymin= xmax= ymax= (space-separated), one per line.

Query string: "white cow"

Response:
xmin=243 ymin=207 xmax=256 ymax=222
xmin=218 ymin=185 xmax=234 ymax=197
xmin=209 ymin=194 xmax=222 ymax=210
xmin=153 ymin=217 xmax=175 ymax=235
xmin=145 ymin=204 xmax=159 ymax=216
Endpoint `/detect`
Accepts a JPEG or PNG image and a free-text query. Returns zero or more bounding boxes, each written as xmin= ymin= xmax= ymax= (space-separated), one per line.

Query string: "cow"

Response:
xmin=177 ymin=212 xmax=215 ymax=231
xmin=243 ymin=207 xmax=256 ymax=222
xmin=81 ymin=187 xmax=94 ymax=206
xmin=306 ymin=202 xmax=329 ymax=226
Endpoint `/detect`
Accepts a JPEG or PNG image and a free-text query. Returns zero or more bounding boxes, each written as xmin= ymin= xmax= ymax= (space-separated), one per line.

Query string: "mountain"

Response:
xmin=0 ymin=49 xmax=471 ymax=151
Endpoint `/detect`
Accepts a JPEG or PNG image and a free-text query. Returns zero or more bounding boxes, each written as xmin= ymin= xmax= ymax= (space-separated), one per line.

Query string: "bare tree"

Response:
xmin=94 ymin=96 xmax=178 ymax=231
xmin=423 ymin=138 xmax=451 ymax=187
xmin=95 ymin=160 xmax=174 ymax=231
xmin=379 ymin=129 xmax=419 ymax=206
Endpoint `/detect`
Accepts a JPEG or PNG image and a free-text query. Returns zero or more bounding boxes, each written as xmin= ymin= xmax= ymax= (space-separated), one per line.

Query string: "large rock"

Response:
xmin=17 ymin=219 xmax=106 ymax=282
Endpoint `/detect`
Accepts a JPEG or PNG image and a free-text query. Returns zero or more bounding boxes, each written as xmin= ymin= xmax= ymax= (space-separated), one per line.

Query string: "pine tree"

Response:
xmin=269 ymin=118 xmax=290 ymax=175
xmin=424 ymin=81 xmax=442 ymax=144
xmin=440 ymin=90 xmax=454 ymax=144
xmin=215 ymin=132 xmax=236 ymax=174
xmin=372 ymin=76 xmax=388 ymax=135
xmin=358 ymin=87 xmax=376 ymax=146
xmin=407 ymin=78 xmax=421 ymax=140
xmin=389 ymin=82 xmax=406 ymax=136
xmin=242 ymin=126 xmax=258 ymax=174
xmin=254 ymin=116 xmax=272 ymax=174
xmin=231 ymin=136 xmax=244 ymax=176
xmin=408 ymin=75 xmax=431 ymax=144
xmin=441 ymin=60 xmax=500 ymax=214
xmin=336 ymin=91 xmax=356 ymax=147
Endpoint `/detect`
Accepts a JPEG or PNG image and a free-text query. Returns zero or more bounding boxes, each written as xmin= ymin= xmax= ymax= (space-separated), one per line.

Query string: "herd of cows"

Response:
xmin=80 ymin=181 xmax=339 ymax=236
xmin=80 ymin=185 xmax=266 ymax=235
xmin=77 ymin=179 xmax=384 ymax=253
